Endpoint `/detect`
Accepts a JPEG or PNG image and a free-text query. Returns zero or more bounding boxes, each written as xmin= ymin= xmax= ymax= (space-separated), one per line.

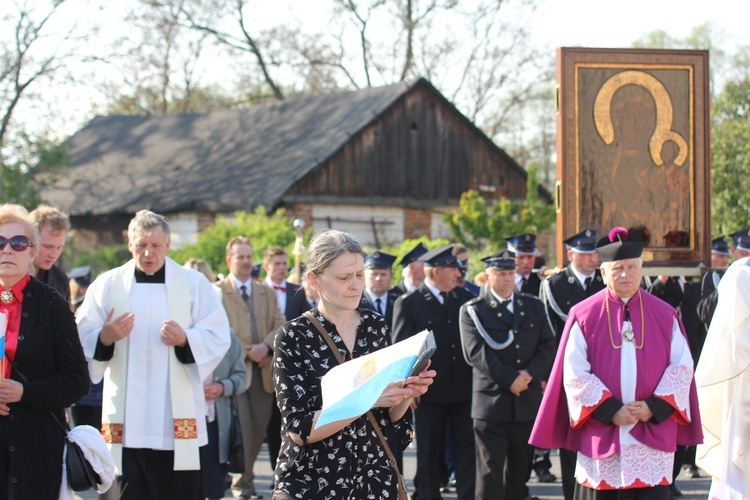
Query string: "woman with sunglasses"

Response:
xmin=0 ymin=204 xmax=90 ymax=499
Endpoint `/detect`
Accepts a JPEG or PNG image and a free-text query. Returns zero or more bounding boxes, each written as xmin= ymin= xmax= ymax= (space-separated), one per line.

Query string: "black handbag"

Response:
xmin=227 ymin=397 xmax=245 ymax=474
xmin=65 ymin=436 xmax=101 ymax=491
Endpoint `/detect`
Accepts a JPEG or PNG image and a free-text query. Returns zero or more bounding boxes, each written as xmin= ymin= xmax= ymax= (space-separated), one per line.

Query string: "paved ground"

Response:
xmin=79 ymin=443 xmax=711 ymax=499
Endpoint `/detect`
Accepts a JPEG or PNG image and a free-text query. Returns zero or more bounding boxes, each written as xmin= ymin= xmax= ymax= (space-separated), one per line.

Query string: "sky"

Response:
xmin=9 ymin=0 xmax=750 ymax=141
xmin=531 ymin=0 xmax=750 ymax=50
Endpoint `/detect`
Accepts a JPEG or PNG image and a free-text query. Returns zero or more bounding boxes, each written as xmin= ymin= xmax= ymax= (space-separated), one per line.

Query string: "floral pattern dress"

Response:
xmin=273 ymin=308 xmax=410 ymax=499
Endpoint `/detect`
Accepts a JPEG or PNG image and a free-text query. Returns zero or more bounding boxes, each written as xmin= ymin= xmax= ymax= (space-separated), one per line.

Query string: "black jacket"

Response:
xmin=359 ymin=289 xmax=400 ymax=329
xmin=36 ymin=263 xmax=70 ymax=303
xmin=460 ymin=289 xmax=555 ymax=421
xmin=392 ymin=283 xmax=475 ymax=404
xmin=517 ymin=272 xmax=542 ymax=296
xmin=282 ymin=281 xmax=312 ymax=321
xmin=648 ymin=278 xmax=707 ymax=361
xmin=539 ymin=266 xmax=605 ymax=341
xmin=3 ymin=278 xmax=90 ymax=498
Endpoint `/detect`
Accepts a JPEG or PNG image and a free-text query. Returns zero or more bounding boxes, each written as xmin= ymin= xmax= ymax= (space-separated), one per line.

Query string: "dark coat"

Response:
xmin=518 ymin=272 xmax=542 ymax=296
xmin=283 ymin=282 xmax=311 ymax=321
xmin=460 ymin=289 xmax=555 ymax=421
xmin=3 ymin=278 xmax=90 ymax=499
xmin=392 ymin=283 xmax=475 ymax=404
xmin=648 ymin=278 xmax=707 ymax=361
xmin=36 ymin=263 xmax=70 ymax=303
xmin=358 ymin=289 xmax=400 ymax=328
xmin=539 ymin=266 xmax=605 ymax=341
xmin=696 ymin=270 xmax=723 ymax=328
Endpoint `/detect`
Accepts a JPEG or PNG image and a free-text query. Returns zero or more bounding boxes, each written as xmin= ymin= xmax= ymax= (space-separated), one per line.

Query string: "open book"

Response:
xmin=315 ymin=329 xmax=435 ymax=428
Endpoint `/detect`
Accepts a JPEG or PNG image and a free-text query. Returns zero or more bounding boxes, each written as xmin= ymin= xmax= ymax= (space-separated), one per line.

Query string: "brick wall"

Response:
xmin=405 ymin=208 xmax=431 ymax=239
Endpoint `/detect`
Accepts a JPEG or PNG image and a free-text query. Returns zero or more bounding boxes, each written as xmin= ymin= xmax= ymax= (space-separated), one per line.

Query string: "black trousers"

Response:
xmin=267 ymin=395 xmax=282 ymax=472
xmin=560 ymin=448 xmax=578 ymax=500
xmin=573 ymin=483 xmax=670 ymax=500
xmin=115 ymin=447 xmax=204 ymax=500
xmin=412 ymin=400 xmax=475 ymax=500
xmin=200 ymin=419 xmax=228 ymax=499
xmin=474 ymin=419 xmax=533 ymax=500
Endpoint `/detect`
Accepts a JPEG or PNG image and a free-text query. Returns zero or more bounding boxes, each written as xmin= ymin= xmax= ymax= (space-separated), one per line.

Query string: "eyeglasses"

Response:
xmin=0 ymin=235 xmax=32 ymax=252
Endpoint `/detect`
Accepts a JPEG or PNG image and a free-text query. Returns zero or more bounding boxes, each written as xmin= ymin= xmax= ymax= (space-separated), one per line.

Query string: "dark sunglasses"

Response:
xmin=0 ymin=235 xmax=32 ymax=252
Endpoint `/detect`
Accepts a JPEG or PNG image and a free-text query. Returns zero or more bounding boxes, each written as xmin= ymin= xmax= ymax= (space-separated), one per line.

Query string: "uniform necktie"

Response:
xmin=439 ymin=291 xmax=449 ymax=305
xmin=517 ymin=277 xmax=527 ymax=292
xmin=375 ymin=297 xmax=383 ymax=315
xmin=584 ymin=277 xmax=592 ymax=291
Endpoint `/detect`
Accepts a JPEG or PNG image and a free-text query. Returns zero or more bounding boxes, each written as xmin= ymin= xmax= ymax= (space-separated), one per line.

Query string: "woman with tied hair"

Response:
xmin=0 ymin=204 xmax=90 ymax=499
xmin=272 ymin=229 xmax=435 ymax=499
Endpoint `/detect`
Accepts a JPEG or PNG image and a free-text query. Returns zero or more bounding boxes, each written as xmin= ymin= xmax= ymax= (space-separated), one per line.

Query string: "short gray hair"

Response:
xmin=600 ymin=257 xmax=643 ymax=274
xmin=127 ymin=210 xmax=170 ymax=241
xmin=305 ymin=229 xmax=365 ymax=275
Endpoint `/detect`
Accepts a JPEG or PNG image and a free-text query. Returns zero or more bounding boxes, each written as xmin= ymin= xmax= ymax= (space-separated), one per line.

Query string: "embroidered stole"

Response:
xmin=101 ymin=259 xmax=200 ymax=473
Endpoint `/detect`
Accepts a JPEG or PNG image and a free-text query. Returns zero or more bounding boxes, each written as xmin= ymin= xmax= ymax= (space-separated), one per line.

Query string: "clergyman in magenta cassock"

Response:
xmin=529 ymin=227 xmax=702 ymax=499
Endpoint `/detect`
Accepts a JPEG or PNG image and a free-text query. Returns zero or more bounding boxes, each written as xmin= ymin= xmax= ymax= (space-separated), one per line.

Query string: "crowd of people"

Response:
xmin=0 ymin=201 xmax=748 ymax=500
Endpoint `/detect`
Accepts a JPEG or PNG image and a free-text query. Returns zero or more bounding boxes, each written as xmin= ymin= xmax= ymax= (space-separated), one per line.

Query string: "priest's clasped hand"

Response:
xmin=100 ymin=309 xmax=135 ymax=346
xmin=161 ymin=319 xmax=187 ymax=347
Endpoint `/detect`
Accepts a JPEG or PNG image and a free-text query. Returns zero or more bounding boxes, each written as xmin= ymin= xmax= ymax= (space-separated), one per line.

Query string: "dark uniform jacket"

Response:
xmin=696 ymin=269 xmax=723 ymax=328
xmin=649 ymin=278 xmax=707 ymax=361
xmin=539 ymin=266 xmax=605 ymax=341
xmin=392 ymin=283 xmax=475 ymax=404
xmin=282 ymin=281 xmax=312 ymax=321
xmin=517 ymin=272 xmax=542 ymax=296
xmin=359 ymin=288 xmax=400 ymax=328
xmin=459 ymin=289 xmax=555 ymax=421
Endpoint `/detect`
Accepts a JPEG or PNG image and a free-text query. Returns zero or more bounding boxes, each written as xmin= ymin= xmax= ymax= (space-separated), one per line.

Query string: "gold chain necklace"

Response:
xmin=605 ymin=290 xmax=644 ymax=349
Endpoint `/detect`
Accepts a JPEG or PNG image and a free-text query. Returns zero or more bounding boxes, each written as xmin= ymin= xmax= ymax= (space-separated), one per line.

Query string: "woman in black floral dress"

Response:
xmin=272 ymin=230 xmax=434 ymax=499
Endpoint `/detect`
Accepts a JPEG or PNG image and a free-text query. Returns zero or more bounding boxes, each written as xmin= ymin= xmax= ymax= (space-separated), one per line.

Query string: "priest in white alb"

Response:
xmin=530 ymin=227 xmax=702 ymax=499
xmin=695 ymin=256 xmax=750 ymax=500
xmin=76 ymin=210 xmax=230 ymax=500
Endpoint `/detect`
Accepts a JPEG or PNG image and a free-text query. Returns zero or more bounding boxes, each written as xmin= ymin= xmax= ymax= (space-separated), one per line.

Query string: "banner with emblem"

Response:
xmin=316 ymin=329 xmax=433 ymax=428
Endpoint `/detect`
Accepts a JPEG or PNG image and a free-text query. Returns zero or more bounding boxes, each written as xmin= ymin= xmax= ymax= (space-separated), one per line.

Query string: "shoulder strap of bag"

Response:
xmin=302 ymin=311 xmax=408 ymax=499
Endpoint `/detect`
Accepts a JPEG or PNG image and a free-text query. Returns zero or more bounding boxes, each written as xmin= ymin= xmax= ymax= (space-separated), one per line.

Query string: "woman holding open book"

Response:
xmin=0 ymin=204 xmax=90 ymax=499
xmin=271 ymin=229 xmax=435 ymax=499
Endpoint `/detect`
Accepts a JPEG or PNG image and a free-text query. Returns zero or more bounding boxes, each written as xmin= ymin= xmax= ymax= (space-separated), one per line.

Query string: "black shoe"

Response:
xmin=536 ymin=469 xmax=557 ymax=483
xmin=684 ymin=465 xmax=701 ymax=478
xmin=670 ymin=483 xmax=683 ymax=497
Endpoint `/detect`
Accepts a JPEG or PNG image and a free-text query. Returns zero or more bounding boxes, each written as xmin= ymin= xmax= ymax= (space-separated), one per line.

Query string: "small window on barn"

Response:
xmin=497 ymin=176 xmax=505 ymax=187
xmin=410 ymin=122 xmax=418 ymax=132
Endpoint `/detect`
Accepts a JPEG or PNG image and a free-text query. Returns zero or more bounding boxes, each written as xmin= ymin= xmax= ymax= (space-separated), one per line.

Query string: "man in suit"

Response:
xmin=29 ymin=205 xmax=71 ymax=301
xmin=216 ymin=237 xmax=286 ymax=500
xmin=460 ymin=250 xmax=556 ymax=499
xmin=359 ymin=250 xmax=400 ymax=327
xmin=537 ymin=229 xmax=605 ymax=496
xmin=261 ymin=246 xmax=311 ymax=474
xmin=263 ymin=246 xmax=311 ymax=321
xmin=506 ymin=233 xmax=543 ymax=296
xmin=392 ymin=245 xmax=476 ymax=500
xmin=392 ymin=242 xmax=429 ymax=295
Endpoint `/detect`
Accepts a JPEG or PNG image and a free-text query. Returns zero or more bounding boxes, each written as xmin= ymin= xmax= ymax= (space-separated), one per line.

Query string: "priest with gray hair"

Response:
xmin=76 ymin=209 xmax=231 ymax=500
xmin=530 ymin=227 xmax=702 ymax=500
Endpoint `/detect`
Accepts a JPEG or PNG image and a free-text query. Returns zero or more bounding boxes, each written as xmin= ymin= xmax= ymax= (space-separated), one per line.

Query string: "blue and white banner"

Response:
xmin=316 ymin=329 xmax=431 ymax=428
